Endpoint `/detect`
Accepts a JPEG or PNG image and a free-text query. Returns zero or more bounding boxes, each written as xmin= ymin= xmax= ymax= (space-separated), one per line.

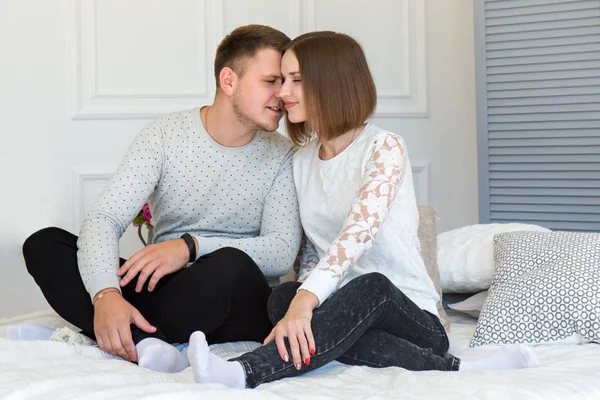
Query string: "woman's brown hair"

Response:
xmin=284 ymin=31 xmax=377 ymax=146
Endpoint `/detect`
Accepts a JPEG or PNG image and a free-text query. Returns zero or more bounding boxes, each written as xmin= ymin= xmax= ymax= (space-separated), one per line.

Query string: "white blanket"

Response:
xmin=1 ymin=310 xmax=599 ymax=399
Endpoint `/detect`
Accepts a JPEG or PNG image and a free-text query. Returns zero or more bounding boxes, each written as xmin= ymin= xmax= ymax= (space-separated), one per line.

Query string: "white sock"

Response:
xmin=5 ymin=324 xmax=55 ymax=341
xmin=136 ymin=337 xmax=190 ymax=373
xmin=459 ymin=344 xmax=540 ymax=372
xmin=188 ymin=331 xmax=246 ymax=389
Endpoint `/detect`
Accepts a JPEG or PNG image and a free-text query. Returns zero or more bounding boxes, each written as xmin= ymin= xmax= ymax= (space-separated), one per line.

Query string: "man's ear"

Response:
xmin=218 ymin=67 xmax=237 ymax=96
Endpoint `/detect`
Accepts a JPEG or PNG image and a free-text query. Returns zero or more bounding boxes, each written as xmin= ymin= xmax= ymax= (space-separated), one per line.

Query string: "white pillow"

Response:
xmin=438 ymin=223 xmax=550 ymax=293
xmin=176 ymin=340 xmax=262 ymax=361
xmin=209 ymin=341 xmax=262 ymax=360
xmin=448 ymin=290 xmax=488 ymax=318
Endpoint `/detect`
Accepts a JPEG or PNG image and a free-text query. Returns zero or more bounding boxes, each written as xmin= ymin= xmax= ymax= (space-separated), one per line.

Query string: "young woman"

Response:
xmin=186 ymin=31 xmax=540 ymax=389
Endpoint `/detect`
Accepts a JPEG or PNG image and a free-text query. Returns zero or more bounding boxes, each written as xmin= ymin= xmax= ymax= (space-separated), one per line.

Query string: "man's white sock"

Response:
xmin=137 ymin=337 xmax=190 ymax=373
xmin=5 ymin=324 xmax=55 ymax=341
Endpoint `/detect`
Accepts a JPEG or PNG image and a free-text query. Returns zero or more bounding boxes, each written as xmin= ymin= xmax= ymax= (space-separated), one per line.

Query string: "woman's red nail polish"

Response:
xmin=310 ymin=349 xmax=315 ymax=355
xmin=305 ymin=358 xmax=310 ymax=365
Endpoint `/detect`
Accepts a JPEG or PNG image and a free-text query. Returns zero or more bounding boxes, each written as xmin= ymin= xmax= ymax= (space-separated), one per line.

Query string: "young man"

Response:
xmin=20 ymin=25 xmax=301 ymax=373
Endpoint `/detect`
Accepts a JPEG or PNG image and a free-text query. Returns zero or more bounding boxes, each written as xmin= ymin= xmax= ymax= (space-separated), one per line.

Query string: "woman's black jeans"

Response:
xmin=232 ymin=272 xmax=460 ymax=388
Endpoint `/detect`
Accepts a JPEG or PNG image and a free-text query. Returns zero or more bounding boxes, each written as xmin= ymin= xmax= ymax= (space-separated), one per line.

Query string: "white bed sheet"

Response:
xmin=1 ymin=310 xmax=599 ymax=400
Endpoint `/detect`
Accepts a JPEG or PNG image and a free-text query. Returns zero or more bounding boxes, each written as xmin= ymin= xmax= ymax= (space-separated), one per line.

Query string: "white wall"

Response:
xmin=0 ymin=0 xmax=477 ymax=317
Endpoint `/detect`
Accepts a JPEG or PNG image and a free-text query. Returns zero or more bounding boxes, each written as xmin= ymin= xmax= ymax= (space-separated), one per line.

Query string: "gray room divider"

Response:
xmin=475 ymin=0 xmax=600 ymax=231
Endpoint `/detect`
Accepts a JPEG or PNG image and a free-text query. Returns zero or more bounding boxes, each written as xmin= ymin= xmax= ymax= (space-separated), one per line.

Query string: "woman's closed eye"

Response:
xmin=281 ymin=77 xmax=302 ymax=83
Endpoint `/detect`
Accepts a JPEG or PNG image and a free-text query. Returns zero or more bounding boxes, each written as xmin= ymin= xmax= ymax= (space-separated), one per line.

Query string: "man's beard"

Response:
xmin=232 ymin=95 xmax=278 ymax=132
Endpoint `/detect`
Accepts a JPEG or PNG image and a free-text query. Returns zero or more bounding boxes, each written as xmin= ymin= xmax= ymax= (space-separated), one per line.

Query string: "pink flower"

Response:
xmin=142 ymin=203 xmax=152 ymax=224
xmin=133 ymin=202 xmax=153 ymax=228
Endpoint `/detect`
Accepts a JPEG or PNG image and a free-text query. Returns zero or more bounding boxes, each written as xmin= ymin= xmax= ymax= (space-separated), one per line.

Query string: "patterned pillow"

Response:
xmin=471 ymin=231 xmax=600 ymax=347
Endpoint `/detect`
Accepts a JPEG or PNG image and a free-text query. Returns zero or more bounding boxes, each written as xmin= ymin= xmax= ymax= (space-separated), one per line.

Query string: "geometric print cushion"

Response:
xmin=470 ymin=231 xmax=600 ymax=347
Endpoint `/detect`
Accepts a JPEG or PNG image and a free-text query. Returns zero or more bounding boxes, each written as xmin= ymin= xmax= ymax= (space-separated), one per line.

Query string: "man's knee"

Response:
xmin=23 ymin=227 xmax=73 ymax=273
xmin=189 ymin=247 xmax=267 ymax=291
xmin=23 ymin=227 xmax=67 ymax=256
xmin=211 ymin=246 xmax=255 ymax=265
xmin=204 ymin=247 xmax=261 ymax=278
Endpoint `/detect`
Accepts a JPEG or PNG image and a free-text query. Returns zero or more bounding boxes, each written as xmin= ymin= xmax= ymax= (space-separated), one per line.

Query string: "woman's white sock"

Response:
xmin=459 ymin=344 xmax=540 ymax=372
xmin=136 ymin=337 xmax=189 ymax=373
xmin=188 ymin=331 xmax=245 ymax=389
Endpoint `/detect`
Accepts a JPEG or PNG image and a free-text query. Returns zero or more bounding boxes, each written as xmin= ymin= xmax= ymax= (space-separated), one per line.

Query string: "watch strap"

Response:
xmin=180 ymin=233 xmax=196 ymax=263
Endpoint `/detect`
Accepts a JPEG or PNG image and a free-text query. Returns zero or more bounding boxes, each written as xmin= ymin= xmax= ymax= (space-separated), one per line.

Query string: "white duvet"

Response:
xmin=1 ymin=310 xmax=599 ymax=400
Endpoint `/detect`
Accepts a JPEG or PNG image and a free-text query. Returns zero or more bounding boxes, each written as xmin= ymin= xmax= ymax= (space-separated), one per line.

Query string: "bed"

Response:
xmin=2 ymin=308 xmax=599 ymax=400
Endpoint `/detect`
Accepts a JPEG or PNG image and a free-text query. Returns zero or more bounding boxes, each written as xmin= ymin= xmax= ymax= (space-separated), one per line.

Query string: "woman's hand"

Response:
xmin=263 ymin=290 xmax=319 ymax=370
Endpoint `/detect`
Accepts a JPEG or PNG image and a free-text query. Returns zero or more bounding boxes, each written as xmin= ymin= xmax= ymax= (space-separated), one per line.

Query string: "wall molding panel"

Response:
xmin=68 ymin=0 xmax=219 ymax=119
xmin=68 ymin=0 xmax=428 ymax=120
xmin=303 ymin=0 xmax=428 ymax=117
xmin=72 ymin=166 xmax=114 ymax=232
xmin=411 ymin=160 xmax=431 ymax=206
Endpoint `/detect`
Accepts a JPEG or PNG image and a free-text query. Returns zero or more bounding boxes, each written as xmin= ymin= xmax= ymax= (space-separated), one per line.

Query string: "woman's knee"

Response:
xmin=344 ymin=272 xmax=398 ymax=301
xmin=351 ymin=272 xmax=393 ymax=289
xmin=267 ymin=281 xmax=300 ymax=324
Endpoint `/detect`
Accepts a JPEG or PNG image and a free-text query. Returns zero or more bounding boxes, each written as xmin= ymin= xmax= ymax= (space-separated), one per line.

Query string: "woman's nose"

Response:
xmin=277 ymin=82 xmax=289 ymax=98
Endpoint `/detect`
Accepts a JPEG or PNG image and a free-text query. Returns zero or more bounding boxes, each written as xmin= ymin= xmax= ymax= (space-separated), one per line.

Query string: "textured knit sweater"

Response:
xmin=294 ymin=124 xmax=439 ymax=316
xmin=77 ymin=107 xmax=302 ymax=300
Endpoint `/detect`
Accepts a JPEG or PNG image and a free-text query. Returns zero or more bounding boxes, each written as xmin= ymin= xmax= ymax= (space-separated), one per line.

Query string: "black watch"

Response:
xmin=180 ymin=233 xmax=196 ymax=263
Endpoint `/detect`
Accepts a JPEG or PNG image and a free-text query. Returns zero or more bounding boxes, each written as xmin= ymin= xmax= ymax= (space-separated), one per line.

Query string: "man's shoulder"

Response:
xmin=135 ymin=108 xmax=198 ymax=144
xmin=256 ymin=130 xmax=296 ymax=155
xmin=152 ymin=108 xmax=197 ymax=128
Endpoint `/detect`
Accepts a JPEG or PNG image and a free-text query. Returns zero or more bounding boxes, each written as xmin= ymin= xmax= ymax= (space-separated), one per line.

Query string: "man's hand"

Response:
xmin=117 ymin=238 xmax=194 ymax=292
xmin=263 ymin=290 xmax=319 ymax=370
xmin=93 ymin=292 xmax=156 ymax=361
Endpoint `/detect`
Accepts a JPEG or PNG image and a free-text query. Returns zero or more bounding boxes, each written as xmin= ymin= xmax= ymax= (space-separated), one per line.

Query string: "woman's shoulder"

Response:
xmin=362 ymin=124 xmax=407 ymax=155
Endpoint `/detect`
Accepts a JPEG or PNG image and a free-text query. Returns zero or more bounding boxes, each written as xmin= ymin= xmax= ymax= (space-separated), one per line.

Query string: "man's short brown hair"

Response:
xmin=284 ymin=31 xmax=377 ymax=146
xmin=214 ymin=25 xmax=290 ymax=88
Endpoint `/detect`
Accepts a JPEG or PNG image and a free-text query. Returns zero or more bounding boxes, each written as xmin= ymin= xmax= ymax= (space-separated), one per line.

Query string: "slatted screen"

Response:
xmin=478 ymin=0 xmax=600 ymax=232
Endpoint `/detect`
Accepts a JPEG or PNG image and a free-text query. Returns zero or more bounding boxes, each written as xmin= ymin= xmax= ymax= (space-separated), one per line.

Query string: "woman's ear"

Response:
xmin=218 ymin=67 xmax=237 ymax=96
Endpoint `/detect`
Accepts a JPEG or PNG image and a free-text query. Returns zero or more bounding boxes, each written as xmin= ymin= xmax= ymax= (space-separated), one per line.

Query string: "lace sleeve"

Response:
xmin=298 ymin=134 xmax=407 ymax=305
